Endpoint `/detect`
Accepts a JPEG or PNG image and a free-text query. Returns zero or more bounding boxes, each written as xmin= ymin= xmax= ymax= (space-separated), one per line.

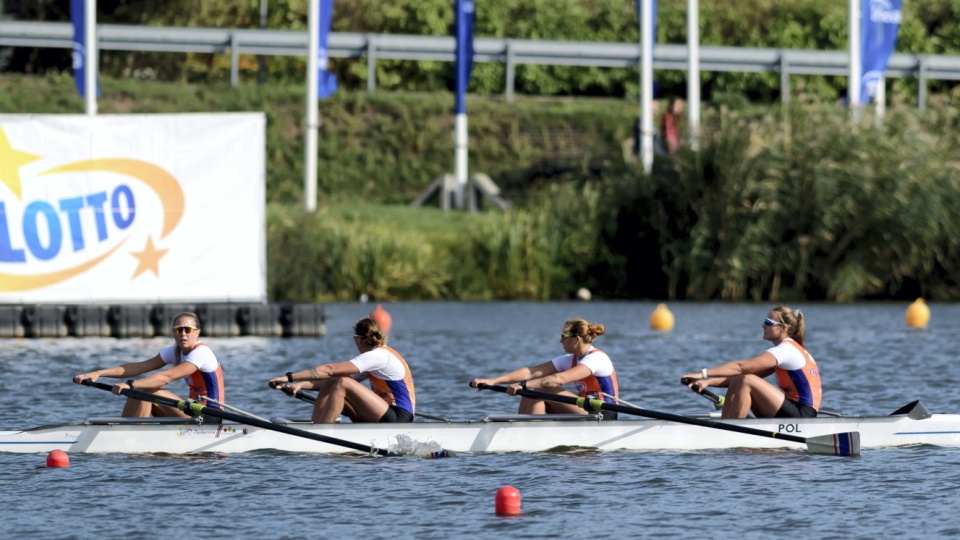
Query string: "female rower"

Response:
xmin=470 ymin=318 xmax=619 ymax=419
xmin=72 ymin=311 xmax=225 ymax=418
xmin=681 ymin=306 xmax=821 ymax=419
xmin=267 ymin=317 xmax=415 ymax=424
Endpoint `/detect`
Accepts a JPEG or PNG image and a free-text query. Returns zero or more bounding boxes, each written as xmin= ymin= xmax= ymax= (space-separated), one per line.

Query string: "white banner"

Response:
xmin=0 ymin=113 xmax=266 ymax=303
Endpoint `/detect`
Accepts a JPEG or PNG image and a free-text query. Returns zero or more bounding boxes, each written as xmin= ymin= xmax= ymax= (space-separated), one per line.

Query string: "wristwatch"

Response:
xmin=127 ymin=379 xmax=136 ymax=389
xmin=700 ymin=368 xmax=709 ymax=379
xmin=286 ymin=372 xmax=295 ymax=383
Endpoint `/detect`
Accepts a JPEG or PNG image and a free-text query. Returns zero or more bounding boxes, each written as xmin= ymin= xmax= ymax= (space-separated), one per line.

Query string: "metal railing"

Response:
xmin=1 ymin=20 xmax=956 ymax=107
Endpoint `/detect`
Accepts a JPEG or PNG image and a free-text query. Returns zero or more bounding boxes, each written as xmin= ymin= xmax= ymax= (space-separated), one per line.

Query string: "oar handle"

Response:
xmin=680 ymin=377 xmax=724 ymax=406
xmin=293 ymin=390 xmax=316 ymax=403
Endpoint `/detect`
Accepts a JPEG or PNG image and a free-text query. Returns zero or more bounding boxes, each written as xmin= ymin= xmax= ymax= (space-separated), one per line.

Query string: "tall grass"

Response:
xmin=604 ymin=103 xmax=960 ymax=301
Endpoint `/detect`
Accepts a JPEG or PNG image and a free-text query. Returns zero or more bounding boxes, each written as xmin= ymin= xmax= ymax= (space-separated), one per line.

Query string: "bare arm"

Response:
xmin=469 ymin=360 xmax=559 ymax=390
xmin=73 ymin=355 xmax=165 ymax=384
xmin=529 ymin=363 xmax=592 ymax=391
xmin=682 ymin=352 xmax=778 ymax=390
xmin=269 ymin=361 xmax=361 ymax=393
xmin=131 ymin=360 xmax=198 ymax=390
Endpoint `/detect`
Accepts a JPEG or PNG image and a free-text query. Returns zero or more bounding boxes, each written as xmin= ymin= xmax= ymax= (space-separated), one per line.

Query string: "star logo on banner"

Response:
xmin=0 ymin=127 xmax=41 ymax=200
xmin=130 ymin=236 xmax=169 ymax=278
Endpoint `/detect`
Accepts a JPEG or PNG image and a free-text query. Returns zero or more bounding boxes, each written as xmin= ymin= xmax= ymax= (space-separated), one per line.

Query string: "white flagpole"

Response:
xmin=848 ymin=0 xmax=861 ymax=114
xmin=84 ymin=0 xmax=97 ymax=116
xmin=454 ymin=113 xmax=467 ymax=209
xmin=304 ymin=0 xmax=319 ymax=212
xmin=640 ymin=0 xmax=654 ymax=174
xmin=687 ymin=0 xmax=700 ymax=150
xmin=875 ymin=77 xmax=885 ymax=126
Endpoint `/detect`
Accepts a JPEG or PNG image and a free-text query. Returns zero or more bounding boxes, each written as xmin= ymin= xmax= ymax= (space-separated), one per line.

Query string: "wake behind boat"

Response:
xmin=1 ymin=400 xmax=958 ymax=455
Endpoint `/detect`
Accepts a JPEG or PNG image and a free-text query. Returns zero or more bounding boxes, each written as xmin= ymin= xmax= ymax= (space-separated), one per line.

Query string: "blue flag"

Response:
xmin=860 ymin=0 xmax=902 ymax=104
xmin=317 ymin=0 xmax=338 ymax=99
xmin=454 ymin=0 xmax=475 ymax=115
xmin=70 ymin=0 xmax=100 ymax=97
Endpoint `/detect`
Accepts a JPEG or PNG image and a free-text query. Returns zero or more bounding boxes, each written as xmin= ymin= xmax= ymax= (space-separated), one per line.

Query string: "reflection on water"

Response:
xmin=0 ymin=301 xmax=958 ymax=538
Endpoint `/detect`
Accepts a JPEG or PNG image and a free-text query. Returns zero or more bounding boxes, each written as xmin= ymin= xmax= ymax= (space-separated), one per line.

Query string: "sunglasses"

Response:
xmin=763 ymin=318 xmax=786 ymax=327
xmin=173 ymin=326 xmax=199 ymax=334
xmin=560 ymin=332 xmax=574 ymax=339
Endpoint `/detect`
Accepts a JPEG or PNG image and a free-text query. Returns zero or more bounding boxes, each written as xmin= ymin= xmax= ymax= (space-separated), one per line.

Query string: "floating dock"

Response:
xmin=0 ymin=303 xmax=326 ymax=338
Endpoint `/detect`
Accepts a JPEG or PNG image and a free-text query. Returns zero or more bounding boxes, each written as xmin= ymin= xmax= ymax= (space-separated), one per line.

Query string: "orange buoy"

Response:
xmin=46 ymin=450 xmax=69 ymax=468
xmin=905 ymin=298 xmax=930 ymax=328
xmin=649 ymin=303 xmax=675 ymax=331
xmin=369 ymin=304 xmax=392 ymax=335
xmin=495 ymin=486 xmax=522 ymax=516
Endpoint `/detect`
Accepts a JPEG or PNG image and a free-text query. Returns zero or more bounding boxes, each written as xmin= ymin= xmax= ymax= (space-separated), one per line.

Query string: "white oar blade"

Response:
xmin=806 ymin=432 xmax=860 ymax=456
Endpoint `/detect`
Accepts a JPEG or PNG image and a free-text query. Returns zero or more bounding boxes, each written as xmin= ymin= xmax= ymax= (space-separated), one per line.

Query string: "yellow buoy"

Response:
xmin=650 ymin=303 xmax=675 ymax=331
xmin=905 ymin=298 xmax=930 ymax=328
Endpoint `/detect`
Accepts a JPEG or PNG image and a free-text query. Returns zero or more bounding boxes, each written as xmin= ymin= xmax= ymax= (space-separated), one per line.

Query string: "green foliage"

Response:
xmin=602 ymin=103 xmax=960 ymax=302
xmin=267 ymin=203 xmax=451 ymax=302
xmin=9 ymin=0 xmax=955 ymax=103
xmin=3 ymin=74 xmax=959 ymax=302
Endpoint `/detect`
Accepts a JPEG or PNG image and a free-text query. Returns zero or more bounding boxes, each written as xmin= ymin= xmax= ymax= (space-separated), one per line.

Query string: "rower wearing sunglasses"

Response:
xmin=72 ymin=311 xmax=225 ymax=418
xmin=681 ymin=306 xmax=821 ymax=419
xmin=470 ymin=318 xmax=619 ymax=419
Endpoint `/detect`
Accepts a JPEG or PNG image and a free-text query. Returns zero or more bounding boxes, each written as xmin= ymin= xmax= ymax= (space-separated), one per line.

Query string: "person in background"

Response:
xmin=268 ymin=317 xmax=415 ymax=423
xmin=470 ymin=318 xmax=619 ymax=419
xmin=681 ymin=306 xmax=821 ymax=419
xmin=72 ymin=312 xmax=225 ymax=417
xmin=660 ymin=96 xmax=684 ymax=154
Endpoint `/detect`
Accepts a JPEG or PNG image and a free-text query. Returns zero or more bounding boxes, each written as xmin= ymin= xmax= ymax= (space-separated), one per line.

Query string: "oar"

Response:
xmin=277 ymin=385 xmax=451 ymax=422
xmin=680 ymin=377 xmax=725 ymax=410
xmin=680 ymin=377 xmax=845 ymax=417
xmin=476 ymin=383 xmax=860 ymax=456
xmin=81 ymin=380 xmax=452 ymax=458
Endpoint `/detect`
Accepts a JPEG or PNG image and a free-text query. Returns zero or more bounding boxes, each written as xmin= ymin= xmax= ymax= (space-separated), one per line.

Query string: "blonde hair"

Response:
xmin=353 ymin=317 xmax=387 ymax=347
xmin=770 ymin=306 xmax=805 ymax=345
xmin=563 ymin=318 xmax=605 ymax=344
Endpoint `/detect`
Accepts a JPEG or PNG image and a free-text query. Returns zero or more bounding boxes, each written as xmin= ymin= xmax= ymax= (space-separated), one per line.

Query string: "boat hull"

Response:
xmin=2 ymin=411 xmax=960 ymax=455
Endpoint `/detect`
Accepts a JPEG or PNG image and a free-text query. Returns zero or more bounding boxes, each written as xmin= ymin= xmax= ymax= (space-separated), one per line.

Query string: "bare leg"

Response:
xmin=121 ymin=389 xmax=189 ymax=418
xmin=722 ymin=374 xmax=785 ymax=419
xmin=313 ymin=378 xmax=389 ymax=423
xmin=517 ymin=389 xmax=587 ymax=415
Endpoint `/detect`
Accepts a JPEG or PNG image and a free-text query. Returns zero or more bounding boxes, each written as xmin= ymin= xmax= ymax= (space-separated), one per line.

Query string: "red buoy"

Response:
xmin=370 ymin=304 xmax=392 ymax=335
xmin=495 ymin=486 xmax=521 ymax=516
xmin=46 ymin=450 xmax=69 ymax=468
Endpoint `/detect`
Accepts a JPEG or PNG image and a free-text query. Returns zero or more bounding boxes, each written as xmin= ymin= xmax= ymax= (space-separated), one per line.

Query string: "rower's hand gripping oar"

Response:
xmin=680 ymin=377 xmax=725 ymax=409
xmin=81 ymin=380 xmax=453 ymax=458
xmin=269 ymin=380 xmax=320 ymax=406
xmin=475 ymin=383 xmax=860 ymax=457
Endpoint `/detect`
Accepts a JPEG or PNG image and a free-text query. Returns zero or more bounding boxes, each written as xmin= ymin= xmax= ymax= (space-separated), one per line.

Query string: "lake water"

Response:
xmin=2 ymin=301 xmax=959 ymax=539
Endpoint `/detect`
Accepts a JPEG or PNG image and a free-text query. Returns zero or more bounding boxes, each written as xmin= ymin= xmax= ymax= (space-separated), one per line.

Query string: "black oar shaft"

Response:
xmin=680 ymin=377 xmax=724 ymax=406
xmin=82 ymin=380 xmax=394 ymax=456
xmin=477 ymin=383 xmax=809 ymax=445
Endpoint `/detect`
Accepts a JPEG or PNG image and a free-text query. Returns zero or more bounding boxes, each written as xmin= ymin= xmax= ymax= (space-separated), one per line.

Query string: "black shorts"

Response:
xmin=775 ymin=399 xmax=818 ymax=418
xmin=378 ymin=405 xmax=414 ymax=423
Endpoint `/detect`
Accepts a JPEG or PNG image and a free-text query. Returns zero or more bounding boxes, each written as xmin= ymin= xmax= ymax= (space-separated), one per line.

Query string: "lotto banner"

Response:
xmin=0 ymin=113 xmax=266 ymax=303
